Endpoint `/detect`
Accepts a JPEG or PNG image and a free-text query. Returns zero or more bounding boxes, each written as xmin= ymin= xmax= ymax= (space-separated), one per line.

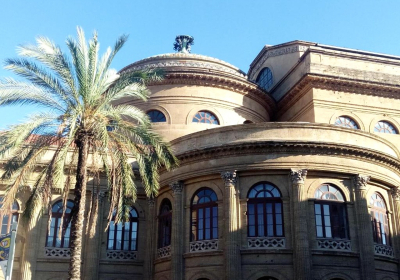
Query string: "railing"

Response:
xmin=374 ymin=244 xmax=394 ymax=257
xmin=157 ymin=245 xmax=171 ymax=258
xmin=106 ymin=250 xmax=137 ymax=260
xmin=189 ymin=239 xmax=219 ymax=252
xmin=247 ymin=237 xmax=285 ymax=249
xmin=317 ymin=238 xmax=351 ymax=251
xmin=44 ymin=247 xmax=71 ymax=258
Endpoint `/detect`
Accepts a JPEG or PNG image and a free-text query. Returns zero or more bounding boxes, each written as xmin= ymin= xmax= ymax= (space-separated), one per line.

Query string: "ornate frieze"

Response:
xmin=45 ymin=247 xmax=71 ymax=258
xmin=247 ymin=237 xmax=285 ymax=249
xmin=374 ymin=244 xmax=394 ymax=257
xmin=221 ymin=171 xmax=237 ymax=186
xmin=169 ymin=181 xmax=184 ymax=193
xmin=157 ymin=245 xmax=171 ymax=258
xmin=107 ymin=250 xmax=137 ymax=260
xmin=317 ymin=239 xmax=351 ymax=251
xmin=189 ymin=239 xmax=219 ymax=252
xmin=290 ymin=169 xmax=307 ymax=184
xmin=147 ymin=197 xmax=155 ymax=207
xmin=391 ymin=187 xmax=400 ymax=201
xmin=353 ymin=175 xmax=370 ymax=191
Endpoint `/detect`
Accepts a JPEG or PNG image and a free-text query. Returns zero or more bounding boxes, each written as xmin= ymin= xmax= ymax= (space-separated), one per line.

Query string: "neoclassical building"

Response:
xmin=4 ymin=37 xmax=400 ymax=280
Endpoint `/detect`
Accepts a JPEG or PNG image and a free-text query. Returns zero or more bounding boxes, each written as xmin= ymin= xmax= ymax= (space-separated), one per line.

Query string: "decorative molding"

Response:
xmin=247 ymin=237 xmax=285 ymax=249
xmin=317 ymin=239 xmax=351 ymax=251
xmin=189 ymin=240 xmax=219 ymax=252
xmin=157 ymin=245 xmax=171 ymax=258
xmin=290 ymin=169 xmax=307 ymax=184
xmin=391 ymin=187 xmax=400 ymax=201
xmin=147 ymin=198 xmax=155 ymax=207
xmin=374 ymin=244 xmax=394 ymax=257
xmin=106 ymin=250 xmax=137 ymax=260
xmin=221 ymin=171 xmax=237 ymax=186
xmin=352 ymin=174 xmax=370 ymax=191
xmin=169 ymin=181 xmax=184 ymax=193
xmin=277 ymin=74 xmax=400 ymax=118
xmin=45 ymin=247 xmax=71 ymax=258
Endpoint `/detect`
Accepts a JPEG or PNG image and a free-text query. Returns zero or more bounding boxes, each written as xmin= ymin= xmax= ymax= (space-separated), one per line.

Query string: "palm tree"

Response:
xmin=0 ymin=27 xmax=178 ymax=279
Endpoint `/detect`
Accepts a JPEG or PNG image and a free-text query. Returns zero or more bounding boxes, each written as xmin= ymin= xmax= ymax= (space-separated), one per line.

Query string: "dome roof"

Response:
xmin=120 ymin=52 xmax=247 ymax=79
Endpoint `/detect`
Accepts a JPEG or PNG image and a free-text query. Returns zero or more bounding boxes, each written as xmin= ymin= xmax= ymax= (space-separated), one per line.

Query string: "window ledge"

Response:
xmin=44 ymin=247 xmax=70 ymax=258
xmin=106 ymin=250 xmax=137 ymax=260
xmin=374 ymin=244 xmax=394 ymax=258
xmin=189 ymin=239 xmax=219 ymax=252
xmin=247 ymin=237 xmax=285 ymax=249
xmin=184 ymin=250 xmax=223 ymax=258
xmin=316 ymin=238 xmax=351 ymax=251
xmin=157 ymin=245 xmax=171 ymax=259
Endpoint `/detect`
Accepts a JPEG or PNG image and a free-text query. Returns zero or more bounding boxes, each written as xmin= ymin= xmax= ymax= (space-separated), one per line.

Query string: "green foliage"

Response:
xmin=0 ymin=27 xmax=178 ymax=226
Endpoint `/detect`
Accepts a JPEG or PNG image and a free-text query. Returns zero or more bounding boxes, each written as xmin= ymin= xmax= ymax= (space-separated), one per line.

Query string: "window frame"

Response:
xmin=147 ymin=109 xmax=167 ymax=123
xmin=192 ymin=111 xmax=219 ymax=125
xmin=0 ymin=199 xmax=19 ymax=235
xmin=334 ymin=116 xmax=359 ymax=129
xmin=314 ymin=184 xmax=349 ymax=240
xmin=256 ymin=67 xmax=273 ymax=91
xmin=107 ymin=207 xmax=139 ymax=251
xmin=370 ymin=192 xmax=390 ymax=245
xmin=374 ymin=121 xmax=398 ymax=134
xmin=190 ymin=188 xmax=218 ymax=241
xmin=46 ymin=200 xmax=74 ymax=248
xmin=158 ymin=199 xmax=172 ymax=248
xmin=246 ymin=182 xmax=284 ymax=238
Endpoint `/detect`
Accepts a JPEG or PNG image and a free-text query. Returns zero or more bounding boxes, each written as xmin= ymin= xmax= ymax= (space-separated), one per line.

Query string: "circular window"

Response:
xmin=374 ymin=121 xmax=398 ymax=134
xmin=334 ymin=116 xmax=359 ymax=129
xmin=192 ymin=111 xmax=219 ymax=124
xmin=256 ymin=67 xmax=273 ymax=91
xmin=147 ymin=110 xmax=166 ymax=123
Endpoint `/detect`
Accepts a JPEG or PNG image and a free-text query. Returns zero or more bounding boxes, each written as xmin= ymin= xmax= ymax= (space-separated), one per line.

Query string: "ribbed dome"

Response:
xmin=120 ymin=52 xmax=247 ymax=79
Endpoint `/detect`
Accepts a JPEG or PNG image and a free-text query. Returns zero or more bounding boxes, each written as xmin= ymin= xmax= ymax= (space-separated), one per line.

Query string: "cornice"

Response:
xmin=171 ymin=141 xmax=400 ymax=174
xmin=277 ymin=74 xmax=400 ymax=118
xmin=147 ymin=71 xmax=276 ymax=112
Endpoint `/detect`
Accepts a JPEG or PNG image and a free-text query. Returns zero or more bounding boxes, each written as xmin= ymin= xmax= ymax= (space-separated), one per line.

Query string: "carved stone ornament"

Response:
xmin=147 ymin=198 xmax=155 ymax=207
xmin=221 ymin=171 xmax=237 ymax=186
xmin=169 ymin=181 xmax=184 ymax=193
xmin=290 ymin=169 xmax=307 ymax=184
xmin=391 ymin=187 xmax=400 ymax=201
xmin=173 ymin=35 xmax=194 ymax=53
xmin=353 ymin=175 xmax=370 ymax=191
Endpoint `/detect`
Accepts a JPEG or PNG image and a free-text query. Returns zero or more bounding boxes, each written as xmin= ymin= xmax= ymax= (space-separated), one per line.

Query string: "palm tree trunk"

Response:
xmin=69 ymin=135 xmax=90 ymax=280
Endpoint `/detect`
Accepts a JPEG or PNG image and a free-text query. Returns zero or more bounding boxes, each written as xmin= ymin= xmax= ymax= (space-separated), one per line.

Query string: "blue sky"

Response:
xmin=1 ymin=0 xmax=400 ymax=128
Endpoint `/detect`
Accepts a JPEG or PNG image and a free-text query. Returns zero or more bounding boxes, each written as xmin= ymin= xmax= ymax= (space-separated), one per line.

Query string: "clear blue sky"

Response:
xmin=1 ymin=0 xmax=400 ymax=128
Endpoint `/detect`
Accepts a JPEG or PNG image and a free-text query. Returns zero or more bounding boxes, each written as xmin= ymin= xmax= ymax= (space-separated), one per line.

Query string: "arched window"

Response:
xmin=46 ymin=200 xmax=73 ymax=248
xmin=147 ymin=110 xmax=166 ymax=123
xmin=256 ymin=67 xmax=273 ymax=91
xmin=334 ymin=116 xmax=359 ymax=129
xmin=158 ymin=199 xmax=172 ymax=248
xmin=0 ymin=198 xmax=19 ymax=235
xmin=247 ymin=182 xmax=283 ymax=237
xmin=192 ymin=111 xmax=219 ymax=125
xmin=370 ymin=193 xmax=390 ymax=245
xmin=191 ymin=188 xmax=218 ymax=241
xmin=108 ymin=207 xmax=138 ymax=251
xmin=374 ymin=121 xmax=398 ymax=134
xmin=314 ymin=184 xmax=349 ymax=239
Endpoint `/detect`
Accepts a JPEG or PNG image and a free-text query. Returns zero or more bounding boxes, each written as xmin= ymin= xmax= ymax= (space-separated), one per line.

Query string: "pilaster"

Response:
xmin=290 ymin=169 xmax=312 ymax=280
xmin=170 ymin=181 xmax=184 ymax=280
xmin=144 ymin=198 xmax=156 ymax=280
xmin=353 ymin=174 xmax=376 ymax=280
xmin=390 ymin=187 xmax=400 ymax=274
xmin=221 ymin=171 xmax=241 ymax=280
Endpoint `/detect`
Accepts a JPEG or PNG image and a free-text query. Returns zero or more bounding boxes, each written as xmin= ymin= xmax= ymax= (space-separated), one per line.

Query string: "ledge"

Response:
xmin=241 ymin=248 xmax=293 ymax=255
xmin=183 ymin=250 xmax=223 ymax=258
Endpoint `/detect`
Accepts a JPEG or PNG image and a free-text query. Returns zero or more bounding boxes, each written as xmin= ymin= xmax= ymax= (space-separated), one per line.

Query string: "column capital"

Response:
xmin=391 ymin=187 xmax=400 ymax=201
xmin=221 ymin=171 xmax=237 ymax=186
xmin=170 ymin=181 xmax=184 ymax=194
xmin=353 ymin=174 xmax=370 ymax=191
xmin=147 ymin=197 xmax=155 ymax=207
xmin=290 ymin=169 xmax=307 ymax=184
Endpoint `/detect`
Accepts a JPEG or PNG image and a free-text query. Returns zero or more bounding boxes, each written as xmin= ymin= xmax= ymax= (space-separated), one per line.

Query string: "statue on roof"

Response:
xmin=173 ymin=35 xmax=194 ymax=53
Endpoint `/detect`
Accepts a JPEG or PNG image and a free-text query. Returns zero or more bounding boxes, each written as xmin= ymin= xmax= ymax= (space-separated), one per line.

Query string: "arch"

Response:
xmin=373 ymin=120 xmax=398 ymax=134
xmin=334 ymin=116 xmax=359 ymax=129
xmin=147 ymin=109 xmax=167 ymax=123
xmin=307 ymin=178 xmax=351 ymax=202
xmin=247 ymin=182 xmax=284 ymax=238
xmin=314 ymin=184 xmax=349 ymax=240
xmin=246 ymin=268 xmax=290 ymax=280
xmin=192 ymin=111 xmax=219 ymax=125
xmin=191 ymin=188 xmax=218 ymax=241
xmin=329 ymin=112 xmax=365 ymax=130
xmin=188 ymin=270 xmax=219 ymax=280
xmin=186 ymin=106 xmax=224 ymax=125
xmin=369 ymin=116 xmax=400 ymax=134
xmin=107 ymin=207 xmax=138 ymax=251
xmin=256 ymin=67 xmax=274 ymax=91
xmin=318 ymin=271 xmax=355 ymax=280
xmin=145 ymin=105 xmax=171 ymax=124
xmin=46 ymin=200 xmax=74 ymax=248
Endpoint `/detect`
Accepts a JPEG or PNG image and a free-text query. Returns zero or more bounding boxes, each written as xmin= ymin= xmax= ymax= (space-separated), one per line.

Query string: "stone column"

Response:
xmin=170 ymin=181 xmax=184 ymax=280
xmin=20 ymin=215 xmax=40 ymax=280
xmin=353 ymin=175 xmax=375 ymax=280
xmin=290 ymin=169 xmax=312 ymax=280
xmin=390 ymin=187 xmax=400 ymax=278
xmin=144 ymin=198 xmax=156 ymax=280
xmin=83 ymin=191 xmax=105 ymax=280
xmin=221 ymin=171 xmax=241 ymax=280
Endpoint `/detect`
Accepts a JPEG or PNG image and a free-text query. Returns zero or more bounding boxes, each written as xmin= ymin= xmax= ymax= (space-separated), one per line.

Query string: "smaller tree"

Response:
xmin=0 ymin=27 xmax=178 ymax=279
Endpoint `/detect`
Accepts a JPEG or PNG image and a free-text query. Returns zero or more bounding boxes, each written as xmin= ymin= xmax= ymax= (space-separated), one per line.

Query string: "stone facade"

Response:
xmin=2 ymin=40 xmax=400 ymax=280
